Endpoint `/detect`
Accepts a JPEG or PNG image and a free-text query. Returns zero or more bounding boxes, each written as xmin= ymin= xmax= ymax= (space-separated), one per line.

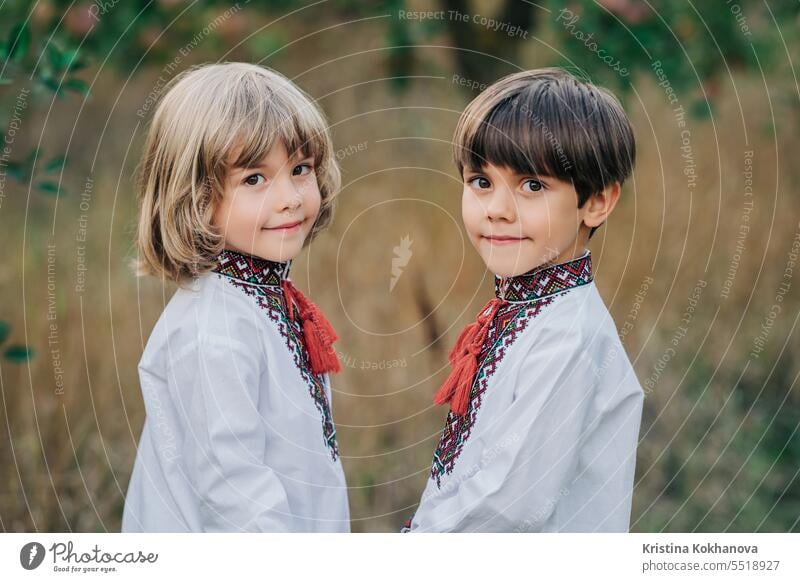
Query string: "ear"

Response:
xmin=582 ymin=182 xmax=621 ymax=229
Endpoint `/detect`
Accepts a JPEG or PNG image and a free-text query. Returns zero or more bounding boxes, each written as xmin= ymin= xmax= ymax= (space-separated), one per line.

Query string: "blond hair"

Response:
xmin=135 ymin=62 xmax=341 ymax=283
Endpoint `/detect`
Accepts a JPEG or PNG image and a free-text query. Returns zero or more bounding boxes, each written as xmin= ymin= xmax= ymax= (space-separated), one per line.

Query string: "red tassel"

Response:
xmin=434 ymin=297 xmax=504 ymax=416
xmin=282 ymin=280 xmax=342 ymax=375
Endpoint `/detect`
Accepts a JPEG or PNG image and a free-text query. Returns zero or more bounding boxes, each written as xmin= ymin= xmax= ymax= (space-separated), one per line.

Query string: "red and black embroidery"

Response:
xmin=430 ymin=250 xmax=593 ymax=487
xmin=497 ymin=251 xmax=593 ymax=302
xmin=213 ymin=249 xmax=340 ymax=461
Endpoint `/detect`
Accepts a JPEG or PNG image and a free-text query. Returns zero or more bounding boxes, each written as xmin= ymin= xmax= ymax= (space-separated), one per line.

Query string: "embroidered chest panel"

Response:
xmin=429 ymin=297 xmax=555 ymax=487
xmin=428 ymin=251 xmax=593 ymax=487
xmin=214 ymin=254 xmax=339 ymax=461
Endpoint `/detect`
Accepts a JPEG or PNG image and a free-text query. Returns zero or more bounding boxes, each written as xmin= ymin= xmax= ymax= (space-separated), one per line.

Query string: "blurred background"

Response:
xmin=1 ymin=0 xmax=799 ymax=532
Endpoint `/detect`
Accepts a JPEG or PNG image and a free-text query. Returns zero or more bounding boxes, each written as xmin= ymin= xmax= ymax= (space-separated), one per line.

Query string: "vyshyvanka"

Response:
xmin=123 ymin=248 xmax=349 ymax=532
xmin=405 ymin=249 xmax=643 ymax=532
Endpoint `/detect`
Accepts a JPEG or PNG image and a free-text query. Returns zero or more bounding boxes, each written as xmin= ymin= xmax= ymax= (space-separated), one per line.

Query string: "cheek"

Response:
xmin=514 ymin=197 xmax=542 ymax=234
xmin=461 ymin=189 xmax=482 ymax=234
xmin=551 ymin=195 xmax=580 ymax=230
xmin=218 ymin=190 xmax=266 ymax=228
xmin=304 ymin=181 xmax=322 ymax=219
xmin=521 ymin=195 xmax=576 ymax=236
xmin=211 ymin=196 xmax=232 ymax=230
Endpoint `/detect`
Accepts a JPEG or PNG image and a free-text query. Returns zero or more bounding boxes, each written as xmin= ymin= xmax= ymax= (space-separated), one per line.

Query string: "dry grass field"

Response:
xmin=1 ymin=13 xmax=798 ymax=532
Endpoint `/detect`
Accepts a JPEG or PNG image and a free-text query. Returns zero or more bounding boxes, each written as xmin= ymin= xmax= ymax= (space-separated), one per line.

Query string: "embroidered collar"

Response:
xmin=495 ymin=249 xmax=593 ymax=303
xmin=213 ymin=248 xmax=291 ymax=287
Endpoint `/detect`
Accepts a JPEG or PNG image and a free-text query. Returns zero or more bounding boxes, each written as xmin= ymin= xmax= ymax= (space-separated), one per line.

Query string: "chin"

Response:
xmin=476 ymin=247 xmax=536 ymax=278
xmin=471 ymin=235 xmax=537 ymax=276
xmin=232 ymin=238 xmax=301 ymax=263
xmin=480 ymin=254 xmax=537 ymax=278
xmin=260 ymin=244 xmax=303 ymax=263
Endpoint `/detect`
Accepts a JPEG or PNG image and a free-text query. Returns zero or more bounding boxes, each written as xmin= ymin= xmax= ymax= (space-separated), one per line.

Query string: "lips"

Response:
xmin=264 ymin=219 xmax=303 ymax=232
xmin=481 ymin=234 xmax=528 ymax=245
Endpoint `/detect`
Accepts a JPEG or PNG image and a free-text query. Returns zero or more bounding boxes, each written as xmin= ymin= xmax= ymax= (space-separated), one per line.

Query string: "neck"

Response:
xmin=213 ymin=247 xmax=291 ymax=286
xmin=495 ymin=248 xmax=593 ymax=302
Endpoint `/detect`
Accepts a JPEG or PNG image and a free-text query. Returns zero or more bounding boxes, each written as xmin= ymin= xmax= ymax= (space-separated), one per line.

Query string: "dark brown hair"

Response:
xmin=453 ymin=68 xmax=635 ymax=239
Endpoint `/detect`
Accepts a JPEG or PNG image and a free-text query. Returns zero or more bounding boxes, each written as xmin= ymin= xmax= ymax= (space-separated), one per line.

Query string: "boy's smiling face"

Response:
xmin=213 ymin=140 xmax=321 ymax=263
xmin=461 ymin=162 xmax=610 ymax=277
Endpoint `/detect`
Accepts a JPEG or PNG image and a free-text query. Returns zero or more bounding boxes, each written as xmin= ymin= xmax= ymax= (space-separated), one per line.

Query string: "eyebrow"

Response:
xmin=462 ymin=166 xmax=552 ymax=178
xmin=230 ymin=151 xmax=312 ymax=172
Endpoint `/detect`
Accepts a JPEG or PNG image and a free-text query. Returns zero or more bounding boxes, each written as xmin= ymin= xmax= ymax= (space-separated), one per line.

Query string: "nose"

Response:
xmin=485 ymin=185 xmax=516 ymax=222
xmin=271 ymin=173 xmax=303 ymax=212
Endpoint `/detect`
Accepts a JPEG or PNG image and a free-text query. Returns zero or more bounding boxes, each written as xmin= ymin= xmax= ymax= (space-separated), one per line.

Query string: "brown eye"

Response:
xmin=293 ymin=163 xmax=313 ymax=176
xmin=468 ymin=176 xmax=491 ymax=189
xmin=522 ymin=179 xmax=544 ymax=192
xmin=244 ymin=173 xmax=266 ymax=186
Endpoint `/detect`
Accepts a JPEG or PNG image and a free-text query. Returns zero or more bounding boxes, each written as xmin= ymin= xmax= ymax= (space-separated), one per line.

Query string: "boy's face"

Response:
xmin=461 ymin=163 xmax=591 ymax=277
xmin=214 ymin=140 xmax=321 ymax=263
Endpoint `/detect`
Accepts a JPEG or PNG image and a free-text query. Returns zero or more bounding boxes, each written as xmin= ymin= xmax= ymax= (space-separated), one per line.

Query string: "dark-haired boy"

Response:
xmin=407 ymin=68 xmax=644 ymax=532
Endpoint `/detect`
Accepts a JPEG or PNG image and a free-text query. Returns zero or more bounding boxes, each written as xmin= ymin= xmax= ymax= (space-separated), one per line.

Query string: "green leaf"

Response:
xmin=45 ymin=155 xmax=66 ymax=173
xmin=38 ymin=71 xmax=60 ymax=94
xmin=63 ymin=48 xmax=87 ymax=73
xmin=24 ymin=146 xmax=40 ymax=167
xmin=39 ymin=78 xmax=58 ymax=94
xmin=7 ymin=22 xmax=30 ymax=63
xmin=46 ymin=42 xmax=64 ymax=71
xmin=68 ymin=60 xmax=88 ymax=73
xmin=4 ymin=345 xmax=34 ymax=362
xmin=18 ymin=147 xmax=40 ymax=179
xmin=689 ymin=98 xmax=713 ymax=119
xmin=0 ymin=321 xmax=10 ymax=344
xmin=38 ymin=181 xmax=61 ymax=196
xmin=64 ymin=77 xmax=90 ymax=97
xmin=5 ymin=161 xmax=27 ymax=181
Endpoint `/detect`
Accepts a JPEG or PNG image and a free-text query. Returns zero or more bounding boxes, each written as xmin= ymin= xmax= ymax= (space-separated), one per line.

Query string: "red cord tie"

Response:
xmin=281 ymin=279 xmax=342 ymax=376
xmin=433 ymin=297 xmax=505 ymax=416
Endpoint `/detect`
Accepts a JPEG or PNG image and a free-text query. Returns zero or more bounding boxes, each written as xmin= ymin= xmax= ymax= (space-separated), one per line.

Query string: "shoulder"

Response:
xmin=527 ymin=281 xmax=620 ymax=341
xmin=140 ymin=273 xmax=265 ymax=369
xmin=513 ymin=281 xmax=643 ymax=413
xmin=520 ymin=282 xmax=599 ymax=348
xmin=519 ymin=282 xmax=640 ymax=385
xmin=551 ymin=282 xmax=644 ymax=401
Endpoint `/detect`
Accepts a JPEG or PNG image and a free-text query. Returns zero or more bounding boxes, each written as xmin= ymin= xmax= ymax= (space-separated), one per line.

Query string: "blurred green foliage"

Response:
xmin=1 ymin=0 xmax=798 ymax=532
xmin=0 ymin=320 xmax=34 ymax=362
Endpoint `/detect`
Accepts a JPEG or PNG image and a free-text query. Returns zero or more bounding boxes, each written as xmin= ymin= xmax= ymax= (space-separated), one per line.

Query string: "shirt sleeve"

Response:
xmin=409 ymin=328 xmax=598 ymax=532
xmin=183 ymin=334 xmax=294 ymax=532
